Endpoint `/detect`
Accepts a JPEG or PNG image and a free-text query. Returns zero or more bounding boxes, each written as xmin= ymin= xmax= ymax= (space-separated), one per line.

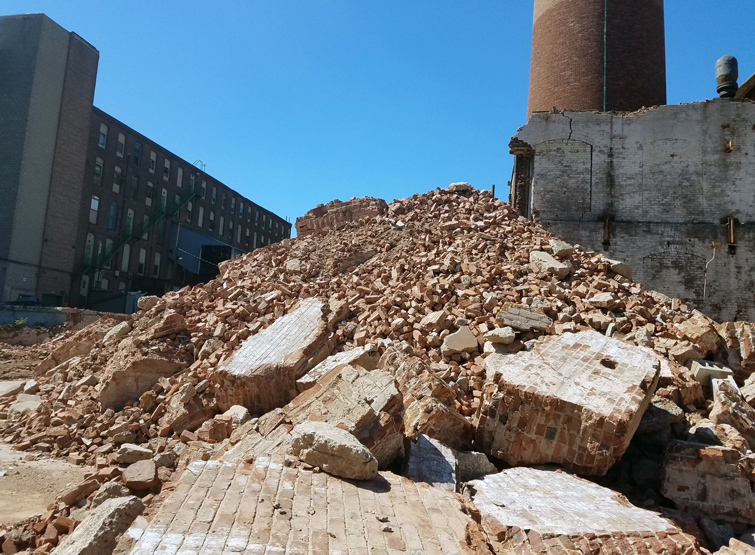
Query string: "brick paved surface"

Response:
xmin=126 ymin=456 xmax=481 ymax=554
xmin=214 ymin=299 xmax=332 ymax=414
xmin=469 ymin=467 xmax=699 ymax=555
xmin=477 ymin=330 xmax=660 ymax=475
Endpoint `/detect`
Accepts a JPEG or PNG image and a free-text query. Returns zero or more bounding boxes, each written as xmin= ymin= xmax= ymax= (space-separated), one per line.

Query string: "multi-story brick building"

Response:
xmin=0 ymin=13 xmax=291 ymax=311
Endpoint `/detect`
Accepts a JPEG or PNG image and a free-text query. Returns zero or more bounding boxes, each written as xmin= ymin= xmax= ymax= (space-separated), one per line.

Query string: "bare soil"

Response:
xmin=0 ymin=442 xmax=89 ymax=526
xmin=0 ymin=343 xmax=48 ymax=380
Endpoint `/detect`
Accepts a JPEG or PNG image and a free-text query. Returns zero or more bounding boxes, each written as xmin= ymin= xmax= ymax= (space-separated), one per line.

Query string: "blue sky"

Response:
xmin=5 ymin=2 xmax=755 ymax=228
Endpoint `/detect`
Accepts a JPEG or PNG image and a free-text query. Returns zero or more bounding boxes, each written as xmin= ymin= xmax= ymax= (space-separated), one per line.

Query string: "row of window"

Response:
xmin=84 ymin=233 xmax=160 ymax=278
xmin=93 ymin=152 xmax=284 ymax=233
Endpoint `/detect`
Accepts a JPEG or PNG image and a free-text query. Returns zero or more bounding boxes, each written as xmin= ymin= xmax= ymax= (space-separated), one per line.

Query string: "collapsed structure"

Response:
xmin=1 ymin=185 xmax=755 ymax=554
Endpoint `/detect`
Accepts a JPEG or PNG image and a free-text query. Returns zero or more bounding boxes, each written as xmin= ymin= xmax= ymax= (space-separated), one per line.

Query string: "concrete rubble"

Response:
xmin=3 ymin=185 xmax=755 ymax=553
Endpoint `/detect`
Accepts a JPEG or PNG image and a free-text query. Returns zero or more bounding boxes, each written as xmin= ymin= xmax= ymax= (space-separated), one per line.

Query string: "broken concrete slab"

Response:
xmin=661 ymin=441 xmax=755 ymax=525
xmin=213 ymin=298 xmax=338 ymax=414
xmin=102 ymin=321 xmax=132 ymax=346
xmin=54 ymin=495 xmax=144 ymax=555
xmin=468 ymin=467 xmax=698 ymax=555
xmin=483 ymin=326 xmax=515 ymax=345
xmin=8 ymin=393 xmax=43 ymax=415
xmin=494 ymin=303 xmax=552 ymax=332
xmin=295 ymin=345 xmax=378 ymax=392
xmin=99 ymin=354 xmax=184 ymax=411
xmin=122 ymin=457 xmax=483 ymax=554
xmin=690 ymin=359 xmax=734 ymax=387
xmin=113 ymin=444 xmax=154 ymax=465
xmin=286 ymin=364 xmax=404 ymax=469
xmin=607 ymin=258 xmax=633 ymax=280
xmin=549 ymin=239 xmax=573 ymax=258
xmin=0 ymin=380 xmax=25 ymax=399
xmin=289 ymin=421 xmax=377 ymax=480
xmin=476 ymin=330 xmax=660 ymax=475
xmin=441 ymin=326 xmax=479 ymax=357
xmin=529 ymin=250 xmax=570 ymax=279
xmin=122 ymin=460 xmax=158 ymax=491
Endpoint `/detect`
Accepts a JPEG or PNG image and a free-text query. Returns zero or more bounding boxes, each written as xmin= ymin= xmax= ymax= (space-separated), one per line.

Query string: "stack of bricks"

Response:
xmin=294 ymin=196 xmax=388 ymax=237
xmin=476 ymin=330 xmax=661 ymax=475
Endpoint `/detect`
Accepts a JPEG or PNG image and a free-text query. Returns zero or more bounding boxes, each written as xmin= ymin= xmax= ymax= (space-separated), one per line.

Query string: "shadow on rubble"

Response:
xmin=342 ymin=473 xmax=392 ymax=493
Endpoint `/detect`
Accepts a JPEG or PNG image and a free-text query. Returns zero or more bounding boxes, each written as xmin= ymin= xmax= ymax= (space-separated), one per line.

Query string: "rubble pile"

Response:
xmin=2 ymin=184 xmax=755 ymax=553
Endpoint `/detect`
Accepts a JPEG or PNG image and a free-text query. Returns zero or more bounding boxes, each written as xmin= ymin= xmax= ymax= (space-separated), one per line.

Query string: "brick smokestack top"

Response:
xmin=527 ymin=0 xmax=666 ymax=116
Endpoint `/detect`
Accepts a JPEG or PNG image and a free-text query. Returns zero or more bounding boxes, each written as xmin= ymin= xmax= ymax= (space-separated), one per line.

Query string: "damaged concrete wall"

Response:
xmin=511 ymin=99 xmax=755 ymax=322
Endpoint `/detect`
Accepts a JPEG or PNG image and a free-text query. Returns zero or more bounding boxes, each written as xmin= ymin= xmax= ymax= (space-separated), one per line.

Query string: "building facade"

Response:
xmin=0 ymin=14 xmax=291 ymax=311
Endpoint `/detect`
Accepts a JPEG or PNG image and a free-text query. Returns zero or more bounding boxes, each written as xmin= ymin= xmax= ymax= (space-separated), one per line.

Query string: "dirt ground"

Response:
xmin=0 ymin=442 xmax=89 ymax=526
xmin=0 ymin=343 xmax=48 ymax=380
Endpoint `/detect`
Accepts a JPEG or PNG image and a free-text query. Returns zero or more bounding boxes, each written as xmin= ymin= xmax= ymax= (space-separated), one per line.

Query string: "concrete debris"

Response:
xmin=0 ymin=380 xmax=25 ymax=399
xmin=213 ymin=298 xmax=338 ymax=414
xmin=467 ymin=467 xmax=699 ymax=555
xmin=5 ymin=186 xmax=755 ymax=551
xmin=53 ymin=496 xmax=144 ymax=555
xmin=709 ymin=377 xmax=755 ymax=448
xmin=405 ymin=434 xmax=458 ymax=491
xmin=477 ymin=330 xmax=660 ymax=475
xmin=661 ymin=441 xmax=755 ymax=525
xmin=295 ymin=345 xmax=378 ymax=392
xmin=289 ymin=420 xmax=378 ymax=480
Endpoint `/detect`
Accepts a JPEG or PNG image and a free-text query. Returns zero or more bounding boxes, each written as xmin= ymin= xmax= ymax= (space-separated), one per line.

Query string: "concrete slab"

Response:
xmin=690 ymin=359 xmax=734 ymax=386
xmin=295 ymin=346 xmax=378 ymax=392
xmin=213 ymin=298 xmax=336 ymax=414
xmin=476 ymin=330 xmax=660 ymax=475
xmin=468 ymin=467 xmax=698 ymax=554
xmin=0 ymin=380 xmax=25 ymax=398
xmin=124 ymin=456 xmax=484 ymax=554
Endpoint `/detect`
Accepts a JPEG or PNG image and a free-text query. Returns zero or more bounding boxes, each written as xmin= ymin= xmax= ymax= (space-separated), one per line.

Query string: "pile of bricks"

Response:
xmin=3 ymin=184 xmax=755 ymax=552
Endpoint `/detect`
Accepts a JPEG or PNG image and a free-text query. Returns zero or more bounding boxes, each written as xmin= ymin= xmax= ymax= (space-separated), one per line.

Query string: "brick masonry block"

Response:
xmin=476 ymin=330 xmax=660 ymax=475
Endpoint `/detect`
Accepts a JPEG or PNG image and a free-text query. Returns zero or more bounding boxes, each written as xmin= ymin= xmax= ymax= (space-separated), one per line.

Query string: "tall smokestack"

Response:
xmin=528 ymin=0 xmax=667 ymax=116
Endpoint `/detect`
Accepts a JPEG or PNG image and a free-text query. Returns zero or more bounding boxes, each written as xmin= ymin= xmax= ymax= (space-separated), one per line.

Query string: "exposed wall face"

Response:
xmin=0 ymin=15 xmax=98 ymax=304
xmin=528 ymin=0 xmax=666 ymax=116
xmin=512 ymin=99 xmax=755 ymax=322
xmin=37 ymin=33 xmax=98 ymax=304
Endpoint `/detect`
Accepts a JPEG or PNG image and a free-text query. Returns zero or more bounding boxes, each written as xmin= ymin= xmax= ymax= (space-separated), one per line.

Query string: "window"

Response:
xmin=198 ymin=206 xmax=204 ymax=228
xmin=104 ymin=239 xmax=113 ymax=269
xmin=201 ymin=180 xmax=207 ymax=199
xmin=221 ymin=193 xmax=226 ymax=209
xmin=84 ymin=233 xmax=94 ymax=263
xmin=146 ymin=181 xmax=154 ymax=207
xmin=268 ymin=217 xmax=272 ymax=231
xmin=211 ymin=186 xmax=217 ymax=204
xmin=108 ymin=203 xmax=118 ymax=230
xmin=209 ymin=211 xmax=215 ymax=232
xmin=116 ymin=133 xmax=125 ymax=158
xmin=229 ymin=219 xmax=233 ymax=238
xmin=177 ymin=167 xmax=183 ymax=188
xmin=94 ymin=158 xmax=103 ymax=186
xmin=261 ymin=234 xmax=265 ymax=245
xmin=137 ymin=248 xmax=146 ymax=275
xmin=126 ymin=209 xmax=134 ymax=234
xmin=247 ymin=206 xmax=251 ymax=221
xmin=253 ymin=232 xmax=257 ymax=249
xmin=112 ymin=166 xmax=122 ymax=193
xmin=190 ymin=174 xmax=195 ymax=191
xmin=129 ymin=175 xmax=138 ymax=199
xmin=255 ymin=210 xmax=259 ymax=226
xmin=230 ymin=197 xmax=235 ymax=212
xmin=185 ymin=201 xmax=193 ymax=223
xmin=153 ymin=253 xmax=161 ymax=277
xmin=219 ymin=216 xmax=224 ymax=236
xmin=133 ymin=142 xmax=142 ymax=166
xmin=237 ymin=223 xmax=242 ymax=243
xmin=80 ymin=275 xmax=89 ymax=297
xmin=274 ymin=222 xmax=278 ymax=235
xmin=239 ymin=201 xmax=244 ymax=217
xmin=149 ymin=151 xmax=156 ymax=173
xmin=121 ymin=244 xmax=130 ymax=273
xmin=163 ymin=159 xmax=170 ymax=181
xmin=175 ymin=194 xmax=180 ymax=207
xmin=262 ymin=214 xmax=266 ymax=229
xmin=245 ymin=228 xmax=250 ymax=246
xmin=142 ymin=215 xmax=149 ymax=240
xmin=160 ymin=188 xmax=167 ymax=211
xmin=89 ymin=196 xmax=99 ymax=224
xmin=98 ymin=123 xmax=108 ymax=148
